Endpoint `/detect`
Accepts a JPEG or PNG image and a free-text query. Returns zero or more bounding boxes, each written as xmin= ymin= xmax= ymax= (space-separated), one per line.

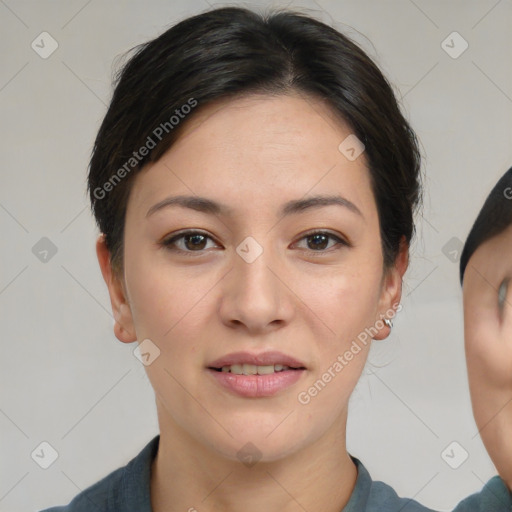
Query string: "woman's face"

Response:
xmin=102 ymin=93 xmax=405 ymax=462
xmin=462 ymin=223 xmax=512 ymax=484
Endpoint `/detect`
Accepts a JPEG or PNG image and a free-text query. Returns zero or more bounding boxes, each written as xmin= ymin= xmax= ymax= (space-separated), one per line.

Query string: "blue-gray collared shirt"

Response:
xmin=39 ymin=435 xmax=512 ymax=511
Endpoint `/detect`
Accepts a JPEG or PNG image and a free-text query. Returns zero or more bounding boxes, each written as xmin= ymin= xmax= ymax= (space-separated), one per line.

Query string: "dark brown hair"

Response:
xmin=87 ymin=6 xmax=422 ymax=275
xmin=460 ymin=166 xmax=512 ymax=284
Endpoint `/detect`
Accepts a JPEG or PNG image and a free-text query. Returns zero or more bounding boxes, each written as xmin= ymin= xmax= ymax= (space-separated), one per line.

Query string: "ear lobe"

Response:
xmin=113 ymin=304 xmax=137 ymax=343
xmin=373 ymin=236 xmax=409 ymax=340
xmin=96 ymin=234 xmax=137 ymax=344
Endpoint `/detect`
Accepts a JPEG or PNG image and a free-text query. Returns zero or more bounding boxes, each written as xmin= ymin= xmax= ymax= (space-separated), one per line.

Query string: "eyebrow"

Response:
xmin=146 ymin=194 xmax=363 ymax=219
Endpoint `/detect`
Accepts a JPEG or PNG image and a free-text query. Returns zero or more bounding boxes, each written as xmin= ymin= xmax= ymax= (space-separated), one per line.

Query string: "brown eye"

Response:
xmin=294 ymin=231 xmax=348 ymax=252
xmin=306 ymin=233 xmax=330 ymax=250
xmin=162 ymin=230 xmax=218 ymax=254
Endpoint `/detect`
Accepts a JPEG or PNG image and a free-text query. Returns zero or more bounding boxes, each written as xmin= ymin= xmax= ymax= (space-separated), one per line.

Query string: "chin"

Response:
xmin=211 ymin=432 xmax=305 ymax=465
xmin=187 ymin=412 xmax=298 ymax=458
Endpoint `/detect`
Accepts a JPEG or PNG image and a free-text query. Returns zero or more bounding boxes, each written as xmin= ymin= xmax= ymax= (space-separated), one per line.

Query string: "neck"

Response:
xmin=150 ymin=406 xmax=357 ymax=512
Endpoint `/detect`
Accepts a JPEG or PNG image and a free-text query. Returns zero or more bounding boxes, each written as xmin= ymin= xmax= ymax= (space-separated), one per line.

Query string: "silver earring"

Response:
xmin=384 ymin=318 xmax=393 ymax=329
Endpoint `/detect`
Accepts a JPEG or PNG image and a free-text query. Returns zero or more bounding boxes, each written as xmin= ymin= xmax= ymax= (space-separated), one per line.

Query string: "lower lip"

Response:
xmin=207 ymin=368 xmax=305 ymax=397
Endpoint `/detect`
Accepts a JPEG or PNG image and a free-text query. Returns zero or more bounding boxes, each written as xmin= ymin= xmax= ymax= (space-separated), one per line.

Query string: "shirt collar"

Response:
xmin=118 ymin=434 xmax=160 ymax=511
xmin=341 ymin=456 xmax=371 ymax=511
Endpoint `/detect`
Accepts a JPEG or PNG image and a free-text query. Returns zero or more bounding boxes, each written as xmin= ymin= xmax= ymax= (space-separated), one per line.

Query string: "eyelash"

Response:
xmin=160 ymin=229 xmax=349 ymax=257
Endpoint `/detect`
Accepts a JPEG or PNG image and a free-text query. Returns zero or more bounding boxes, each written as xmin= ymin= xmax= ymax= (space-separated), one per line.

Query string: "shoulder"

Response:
xmin=347 ymin=457 xmax=512 ymax=512
xmin=38 ymin=466 xmax=122 ymax=512
xmin=346 ymin=457 xmax=436 ymax=512
xmin=451 ymin=475 xmax=512 ymax=511
xmin=38 ymin=435 xmax=160 ymax=512
xmin=342 ymin=456 xmax=435 ymax=512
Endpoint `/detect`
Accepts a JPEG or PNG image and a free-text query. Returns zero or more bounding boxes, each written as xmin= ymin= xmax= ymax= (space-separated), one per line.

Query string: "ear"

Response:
xmin=373 ymin=235 xmax=409 ymax=340
xmin=96 ymin=234 xmax=137 ymax=344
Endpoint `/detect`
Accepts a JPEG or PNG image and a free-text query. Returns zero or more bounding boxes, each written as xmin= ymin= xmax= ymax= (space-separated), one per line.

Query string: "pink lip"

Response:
xmin=207 ymin=350 xmax=306 ymax=369
xmin=207 ymin=368 xmax=306 ymax=397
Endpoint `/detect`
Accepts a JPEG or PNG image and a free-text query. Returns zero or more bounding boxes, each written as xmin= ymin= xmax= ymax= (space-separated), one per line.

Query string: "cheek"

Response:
xmin=294 ymin=262 xmax=381 ymax=335
xmin=287 ymin=269 xmax=380 ymax=403
xmin=127 ymin=265 xmax=210 ymax=415
xmin=124 ymin=250 xmax=211 ymax=353
xmin=463 ymin=285 xmax=495 ymax=357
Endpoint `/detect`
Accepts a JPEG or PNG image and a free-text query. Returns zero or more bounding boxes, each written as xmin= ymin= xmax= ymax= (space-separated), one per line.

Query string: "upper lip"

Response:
xmin=208 ymin=351 xmax=306 ymax=369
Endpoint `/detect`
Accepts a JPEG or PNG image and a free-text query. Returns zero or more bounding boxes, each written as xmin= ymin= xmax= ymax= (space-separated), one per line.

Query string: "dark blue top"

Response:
xmin=39 ymin=435 xmax=512 ymax=511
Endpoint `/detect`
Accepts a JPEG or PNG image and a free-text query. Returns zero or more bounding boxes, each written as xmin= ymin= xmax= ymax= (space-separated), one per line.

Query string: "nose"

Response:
xmin=218 ymin=242 xmax=294 ymax=334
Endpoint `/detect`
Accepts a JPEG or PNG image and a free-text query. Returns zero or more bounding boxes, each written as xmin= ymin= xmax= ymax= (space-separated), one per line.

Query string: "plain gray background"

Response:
xmin=1 ymin=1 xmax=511 ymax=511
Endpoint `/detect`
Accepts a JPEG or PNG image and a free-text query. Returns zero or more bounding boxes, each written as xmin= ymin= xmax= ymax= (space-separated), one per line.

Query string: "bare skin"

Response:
xmin=96 ymin=92 xmax=408 ymax=512
xmin=463 ymin=223 xmax=512 ymax=491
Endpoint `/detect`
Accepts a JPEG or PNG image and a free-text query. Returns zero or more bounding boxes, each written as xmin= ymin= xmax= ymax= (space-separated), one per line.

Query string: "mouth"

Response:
xmin=208 ymin=363 xmax=305 ymax=375
xmin=206 ymin=351 xmax=307 ymax=397
xmin=207 ymin=350 xmax=307 ymax=373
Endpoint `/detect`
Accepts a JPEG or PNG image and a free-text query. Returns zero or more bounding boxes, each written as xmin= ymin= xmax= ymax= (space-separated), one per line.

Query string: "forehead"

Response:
xmin=127 ymin=93 xmax=376 ymax=221
xmin=464 ymin=224 xmax=512 ymax=291
xmin=470 ymin=224 xmax=512 ymax=260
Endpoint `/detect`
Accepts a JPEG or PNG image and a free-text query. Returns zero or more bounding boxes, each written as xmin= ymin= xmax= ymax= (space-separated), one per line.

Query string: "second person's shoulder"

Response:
xmin=344 ymin=457 xmax=437 ymax=512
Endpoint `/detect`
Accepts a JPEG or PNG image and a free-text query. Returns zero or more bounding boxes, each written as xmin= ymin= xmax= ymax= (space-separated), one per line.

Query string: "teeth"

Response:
xmin=244 ymin=364 xmax=258 ymax=375
xmin=230 ymin=364 xmax=243 ymax=374
xmin=219 ymin=364 xmax=292 ymax=375
xmin=257 ymin=365 xmax=274 ymax=375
